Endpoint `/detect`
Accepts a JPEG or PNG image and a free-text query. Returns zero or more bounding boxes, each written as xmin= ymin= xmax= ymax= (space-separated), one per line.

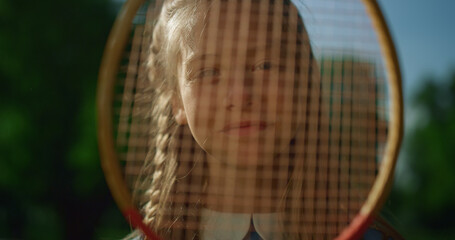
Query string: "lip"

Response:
xmin=220 ymin=121 xmax=268 ymax=136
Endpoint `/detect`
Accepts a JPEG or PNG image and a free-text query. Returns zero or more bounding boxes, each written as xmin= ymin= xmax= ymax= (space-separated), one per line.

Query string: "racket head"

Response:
xmin=97 ymin=0 xmax=403 ymax=239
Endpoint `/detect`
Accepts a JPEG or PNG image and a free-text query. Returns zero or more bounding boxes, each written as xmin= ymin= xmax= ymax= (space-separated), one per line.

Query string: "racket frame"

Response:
xmin=97 ymin=0 xmax=403 ymax=239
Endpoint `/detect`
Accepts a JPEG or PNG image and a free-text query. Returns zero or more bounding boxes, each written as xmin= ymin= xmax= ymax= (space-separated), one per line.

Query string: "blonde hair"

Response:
xmin=134 ymin=1 xmax=208 ymax=239
xmin=133 ymin=0 xmax=328 ymax=239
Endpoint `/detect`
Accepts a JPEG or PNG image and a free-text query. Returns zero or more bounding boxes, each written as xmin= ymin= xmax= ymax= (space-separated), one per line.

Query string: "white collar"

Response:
xmin=200 ymin=208 xmax=285 ymax=240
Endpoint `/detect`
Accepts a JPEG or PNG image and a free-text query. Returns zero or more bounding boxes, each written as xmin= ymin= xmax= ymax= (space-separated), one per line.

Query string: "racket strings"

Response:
xmin=112 ymin=0 xmax=388 ymax=238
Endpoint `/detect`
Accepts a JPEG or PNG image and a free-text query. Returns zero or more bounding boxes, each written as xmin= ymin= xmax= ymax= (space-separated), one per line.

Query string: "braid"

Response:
xmin=143 ymin=94 xmax=177 ymax=229
xmin=142 ymin=18 xmax=178 ymax=233
xmin=135 ymin=1 xmax=206 ymax=238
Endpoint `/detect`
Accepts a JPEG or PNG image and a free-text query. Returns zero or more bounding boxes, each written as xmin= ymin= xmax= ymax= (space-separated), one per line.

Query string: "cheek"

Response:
xmin=274 ymin=78 xmax=301 ymax=136
xmin=273 ymin=77 xmax=296 ymax=111
xmin=181 ymin=84 xmax=218 ymax=131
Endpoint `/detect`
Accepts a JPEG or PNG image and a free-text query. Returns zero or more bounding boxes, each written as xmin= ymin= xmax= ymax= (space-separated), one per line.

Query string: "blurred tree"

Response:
xmin=387 ymin=69 xmax=455 ymax=239
xmin=2 ymin=0 xmax=455 ymax=238
xmin=0 ymin=0 xmax=129 ymax=239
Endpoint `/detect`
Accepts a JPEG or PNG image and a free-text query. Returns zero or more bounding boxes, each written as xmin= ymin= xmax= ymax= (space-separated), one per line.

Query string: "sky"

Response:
xmin=378 ymin=0 xmax=455 ymax=132
xmin=378 ymin=0 xmax=455 ymax=97
xmin=378 ymin=0 xmax=455 ymax=188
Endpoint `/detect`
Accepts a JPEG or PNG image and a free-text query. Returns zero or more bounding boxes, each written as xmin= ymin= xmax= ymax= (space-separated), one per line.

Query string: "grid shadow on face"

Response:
xmin=111 ymin=0 xmax=391 ymax=238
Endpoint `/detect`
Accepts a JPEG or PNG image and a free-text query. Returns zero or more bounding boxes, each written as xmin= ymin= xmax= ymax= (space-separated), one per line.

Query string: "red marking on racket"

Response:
xmin=124 ymin=208 xmax=162 ymax=240
xmin=335 ymin=214 xmax=374 ymax=240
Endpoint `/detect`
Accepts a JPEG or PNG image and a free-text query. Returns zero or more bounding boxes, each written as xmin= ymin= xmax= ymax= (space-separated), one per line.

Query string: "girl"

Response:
xmin=131 ymin=0 xmax=380 ymax=239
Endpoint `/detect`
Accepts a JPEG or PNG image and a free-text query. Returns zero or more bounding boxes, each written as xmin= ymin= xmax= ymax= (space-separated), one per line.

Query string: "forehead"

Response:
xmin=186 ymin=0 xmax=302 ymax=58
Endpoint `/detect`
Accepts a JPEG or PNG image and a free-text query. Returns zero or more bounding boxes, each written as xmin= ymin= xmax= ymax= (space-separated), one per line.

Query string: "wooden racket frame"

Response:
xmin=97 ymin=0 xmax=403 ymax=239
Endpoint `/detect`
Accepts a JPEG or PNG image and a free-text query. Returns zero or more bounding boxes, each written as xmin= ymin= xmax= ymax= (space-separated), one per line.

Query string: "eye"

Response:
xmin=253 ymin=60 xmax=277 ymax=71
xmin=196 ymin=68 xmax=220 ymax=79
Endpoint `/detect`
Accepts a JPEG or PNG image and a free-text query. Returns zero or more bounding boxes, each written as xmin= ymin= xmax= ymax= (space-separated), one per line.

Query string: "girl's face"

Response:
xmin=174 ymin=1 xmax=309 ymax=168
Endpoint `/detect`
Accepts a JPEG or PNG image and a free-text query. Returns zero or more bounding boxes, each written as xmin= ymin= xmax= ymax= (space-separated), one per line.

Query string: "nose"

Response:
xmin=225 ymin=69 xmax=254 ymax=111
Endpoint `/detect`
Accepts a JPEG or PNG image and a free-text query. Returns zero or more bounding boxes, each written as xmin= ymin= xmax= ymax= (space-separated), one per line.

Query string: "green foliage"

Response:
xmin=387 ymin=70 xmax=455 ymax=240
xmin=2 ymin=0 xmax=454 ymax=238
xmin=0 ymin=0 xmax=129 ymax=239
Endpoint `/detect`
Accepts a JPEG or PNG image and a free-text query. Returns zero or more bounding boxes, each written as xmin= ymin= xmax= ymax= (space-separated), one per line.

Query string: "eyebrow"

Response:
xmin=185 ymin=53 xmax=219 ymax=66
xmin=185 ymin=42 xmax=275 ymax=66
